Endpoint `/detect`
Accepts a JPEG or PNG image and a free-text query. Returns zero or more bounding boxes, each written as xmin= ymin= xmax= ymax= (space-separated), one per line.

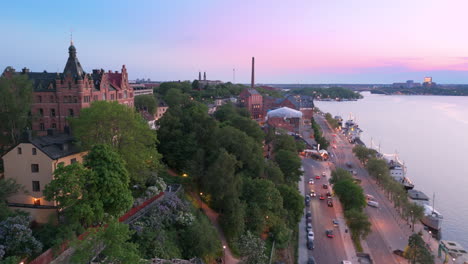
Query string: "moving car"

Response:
xmin=326 ymin=229 xmax=334 ymax=238
xmin=308 ymin=179 xmax=314 ymax=185
xmin=367 ymin=200 xmax=379 ymax=208
xmin=322 ymin=184 xmax=328 ymax=189
xmin=327 ymin=200 xmax=333 ymax=207
xmin=366 ymin=194 xmax=375 ymax=201
xmin=315 ymin=175 xmax=321 ymax=180
xmin=310 ymin=191 xmax=317 ymax=197
xmin=326 ymin=191 xmax=332 ymax=197
xmin=319 ymin=194 xmax=325 ymax=200
xmin=332 ymin=219 xmax=339 ymax=227
xmin=322 ymin=171 xmax=326 ymax=176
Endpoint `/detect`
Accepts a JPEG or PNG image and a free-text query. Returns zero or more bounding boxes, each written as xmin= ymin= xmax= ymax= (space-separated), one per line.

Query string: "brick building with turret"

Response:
xmin=2 ymin=41 xmax=134 ymax=135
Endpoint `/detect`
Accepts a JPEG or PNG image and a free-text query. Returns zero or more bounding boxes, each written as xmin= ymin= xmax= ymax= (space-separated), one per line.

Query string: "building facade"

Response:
xmin=239 ymin=88 xmax=263 ymax=120
xmin=2 ymin=42 xmax=134 ymax=135
xmin=2 ymin=132 xmax=87 ymax=223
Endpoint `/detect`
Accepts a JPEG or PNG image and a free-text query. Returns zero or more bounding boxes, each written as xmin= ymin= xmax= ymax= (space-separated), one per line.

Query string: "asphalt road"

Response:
xmin=315 ymin=115 xmax=405 ymax=264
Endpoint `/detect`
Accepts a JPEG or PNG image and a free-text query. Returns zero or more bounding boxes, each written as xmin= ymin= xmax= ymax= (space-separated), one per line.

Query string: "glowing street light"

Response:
xmin=182 ymin=173 xmax=188 ymax=177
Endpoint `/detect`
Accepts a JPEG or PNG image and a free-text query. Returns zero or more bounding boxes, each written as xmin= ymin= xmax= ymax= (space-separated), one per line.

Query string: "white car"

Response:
xmin=307 ymin=231 xmax=315 ymax=241
xmin=322 ymin=171 xmax=326 ymax=176
xmin=308 ymin=179 xmax=314 ymax=185
xmin=306 ymin=223 xmax=313 ymax=232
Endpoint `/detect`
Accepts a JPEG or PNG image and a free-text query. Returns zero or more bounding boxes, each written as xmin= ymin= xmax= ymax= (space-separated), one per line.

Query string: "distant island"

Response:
xmin=371 ymin=86 xmax=468 ymax=96
xmin=292 ymin=87 xmax=363 ymax=100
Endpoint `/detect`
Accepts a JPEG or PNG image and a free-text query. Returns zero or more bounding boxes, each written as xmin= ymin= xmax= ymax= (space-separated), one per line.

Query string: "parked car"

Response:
xmin=366 ymin=194 xmax=375 ymax=201
xmin=306 ymin=222 xmax=312 ymax=232
xmin=306 ymin=211 xmax=312 ymax=218
xmin=326 ymin=229 xmax=334 ymax=238
xmin=393 ymin=249 xmax=404 ymax=257
xmin=346 ymin=162 xmax=352 ymax=168
xmin=305 ymin=196 xmax=311 ymax=203
xmin=307 ymin=231 xmax=315 ymax=241
xmin=326 ymin=191 xmax=332 ymax=197
xmin=307 ymin=256 xmax=316 ymax=264
xmin=307 ymin=240 xmax=315 ymax=250
xmin=327 ymin=200 xmax=333 ymax=207
xmin=305 ymin=200 xmax=310 ymax=207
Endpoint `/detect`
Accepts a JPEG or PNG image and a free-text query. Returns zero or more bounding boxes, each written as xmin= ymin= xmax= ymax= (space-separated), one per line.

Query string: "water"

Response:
xmin=316 ymin=92 xmax=468 ymax=248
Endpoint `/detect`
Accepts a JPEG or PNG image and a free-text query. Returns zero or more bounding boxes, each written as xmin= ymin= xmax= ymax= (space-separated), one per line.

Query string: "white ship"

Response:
xmin=383 ymin=154 xmax=414 ymax=190
xmin=409 ymin=191 xmax=443 ymax=231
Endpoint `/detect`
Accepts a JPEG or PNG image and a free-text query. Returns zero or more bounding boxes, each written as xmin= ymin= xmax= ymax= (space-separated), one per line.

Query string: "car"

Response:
xmin=332 ymin=219 xmax=339 ymax=227
xmin=326 ymin=191 xmax=332 ymax=197
xmin=367 ymin=200 xmax=379 ymax=208
xmin=315 ymin=175 xmax=321 ymax=179
xmin=322 ymin=171 xmax=326 ymax=176
xmin=393 ymin=249 xmax=404 ymax=257
xmin=346 ymin=162 xmax=352 ymax=168
xmin=305 ymin=196 xmax=311 ymax=203
xmin=306 ymin=217 xmax=312 ymax=224
xmin=352 ymin=170 xmax=357 ymax=176
xmin=307 ymin=240 xmax=315 ymax=250
xmin=332 ymin=134 xmax=337 ymax=137
xmin=306 ymin=211 xmax=311 ymax=218
xmin=327 ymin=200 xmax=333 ymax=207
xmin=322 ymin=184 xmax=328 ymax=189
xmin=307 ymin=231 xmax=315 ymax=241
xmin=308 ymin=179 xmax=314 ymax=185
xmin=366 ymin=194 xmax=375 ymax=201
xmin=306 ymin=222 xmax=312 ymax=232
xmin=305 ymin=200 xmax=310 ymax=207
xmin=307 ymin=256 xmax=316 ymax=264
xmin=341 ymin=261 xmax=352 ymax=264
xmin=310 ymin=191 xmax=317 ymax=197
xmin=326 ymin=229 xmax=334 ymax=238
xmin=332 ymin=145 xmax=337 ymax=149
xmin=319 ymin=194 xmax=325 ymax=200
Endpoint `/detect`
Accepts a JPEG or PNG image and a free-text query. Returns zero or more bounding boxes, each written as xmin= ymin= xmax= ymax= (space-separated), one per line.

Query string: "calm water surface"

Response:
xmin=316 ymin=92 xmax=468 ymax=248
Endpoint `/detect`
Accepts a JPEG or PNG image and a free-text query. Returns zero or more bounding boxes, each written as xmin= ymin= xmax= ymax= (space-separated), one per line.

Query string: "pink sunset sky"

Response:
xmin=1 ymin=0 xmax=468 ymax=83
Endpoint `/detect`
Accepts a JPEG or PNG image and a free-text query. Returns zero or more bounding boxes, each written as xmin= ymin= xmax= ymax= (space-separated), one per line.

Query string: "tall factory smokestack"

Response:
xmin=251 ymin=57 xmax=255 ymax=88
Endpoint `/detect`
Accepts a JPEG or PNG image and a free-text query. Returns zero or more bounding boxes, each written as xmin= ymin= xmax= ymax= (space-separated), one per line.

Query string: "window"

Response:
xmin=32 ymin=181 xmax=40 ymax=192
xmin=50 ymin=108 xmax=56 ymax=117
xmin=33 ymin=198 xmax=41 ymax=206
xmin=84 ymin=96 xmax=90 ymax=103
xmin=39 ymin=108 xmax=44 ymax=117
xmin=52 ymin=123 xmax=57 ymax=129
xmin=102 ymin=93 xmax=107 ymax=100
xmin=31 ymin=164 xmax=39 ymax=173
xmin=118 ymin=93 xmax=122 ymax=99
xmin=71 ymin=158 xmax=77 ymax=164
xmin=73 ymin=96 xmax=78 ymax=103
xmin=68 ymin=109 xmax=74 ymax=117
xmin=37 ymin=96 xmax=42 ymax=103
xmin=110 ymin=94 xmax=115 ymax=100
xmin=40 ymin=123 xmax=45 ymax=131
xmin=17 ymin=147 xmax=22 ymax=154
xmin=32 ymin=148 xmax=37 ymax=155
xmin=124 ymin=91 xmax=128 ymax=99
xmin=93 ymin=95 xmax=98 ymax=101
xmin=50 ymin=96 xmax=54 ymax=103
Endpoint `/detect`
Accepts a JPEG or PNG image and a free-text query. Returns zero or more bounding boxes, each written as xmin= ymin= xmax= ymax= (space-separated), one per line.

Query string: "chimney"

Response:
xmin=22 ymin=67 xmax=30 ymax=73
xmin=198 ymin=71 xmax=201 ymax=81
xmin=251 ymin=57 xmax=255 ymax=88
xmin=203 ymin=72 xmax=206 ymax=81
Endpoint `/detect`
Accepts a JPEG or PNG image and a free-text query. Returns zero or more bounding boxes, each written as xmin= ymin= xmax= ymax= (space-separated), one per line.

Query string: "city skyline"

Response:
xmin=2 ymin=0 xmax=468 ymax=83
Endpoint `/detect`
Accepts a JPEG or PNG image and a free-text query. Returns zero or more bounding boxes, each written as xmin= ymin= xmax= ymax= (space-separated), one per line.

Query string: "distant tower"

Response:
xmin=204 ymin=72 xmax=206 ymax=81
xmin=233 ymin=68 xmax=236 ymax=84
xmin=251 ymin=57 xmax=255 ymax=88
xmin=198 ymin=71 xmax=201 ymax=81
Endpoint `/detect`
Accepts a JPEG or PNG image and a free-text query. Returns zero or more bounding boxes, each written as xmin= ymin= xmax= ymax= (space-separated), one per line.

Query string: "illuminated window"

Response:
xmin=33 ymin=198 xmax=41 ymax=206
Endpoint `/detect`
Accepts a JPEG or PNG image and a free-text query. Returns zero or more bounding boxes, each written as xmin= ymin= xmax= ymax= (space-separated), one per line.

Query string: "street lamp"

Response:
xmin=427 ymin=230 xmax=432 ymax=245
xmin=199 ymin=192 xmax=203 ymax=210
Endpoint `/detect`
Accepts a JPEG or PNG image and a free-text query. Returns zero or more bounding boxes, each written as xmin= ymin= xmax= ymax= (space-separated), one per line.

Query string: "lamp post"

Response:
xmin=199 ymin=192 xmax=203 ymax=211
xmin=223 ymin=245 xmax=226 ymax=263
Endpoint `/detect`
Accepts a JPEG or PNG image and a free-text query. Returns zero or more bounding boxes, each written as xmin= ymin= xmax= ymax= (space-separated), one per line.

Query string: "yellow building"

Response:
xmin=2 ymin=132 xmax=87 ymax=223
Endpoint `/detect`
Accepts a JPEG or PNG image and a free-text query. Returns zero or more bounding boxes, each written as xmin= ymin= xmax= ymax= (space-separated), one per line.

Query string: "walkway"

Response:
xmin=191 ymin=193 xmax=239 ymax=264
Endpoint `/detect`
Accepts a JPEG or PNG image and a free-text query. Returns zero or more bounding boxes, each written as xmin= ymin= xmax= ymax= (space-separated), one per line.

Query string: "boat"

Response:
xmin=409 ymin=192 xmax=443 ymax=231
xmin=382 ymin=154 xmax=414 ymax=190
xmin=343 ymin=115 xmax=363 ymax=143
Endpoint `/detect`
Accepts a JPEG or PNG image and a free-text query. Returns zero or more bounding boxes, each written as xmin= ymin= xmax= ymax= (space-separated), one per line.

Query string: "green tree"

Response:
xmin=192 ymin=80 xmax=200 ymax=90
xmin=344 ymin=209 xmax=372 ymax=241
xmin=220 ymin=197 xmax=246 ymax=241
xmin=134 ymin=94 xmax=157 ymax=115
xmin=404 ymin=233 xmax=435 ymax=264
xmin=44 ymin=145 xmax=133 ymax=226
xmin=0 ymin=74 xmax=33 ymax=146
xmin=353 ymin=145 xmax=378 ymax=164
xmin=237 ymin=231 xmax=268 ymax=264
xmin=164 ymin=88 xmax=191 ymax=107
xmin=325 ymin=113 xmax=340 ymax=129
xmin=276 ymin=184 xmax=304 ymax=227
xmin=273 ymin=134 xmax=297 ymax=153
xmin=274 ymin=150 xmax=302 ymax=183
xmin=0 ymin=178 xmax=23 ymax=220
xmin=333 ymin=179 xmax=366 ymax=211
xmin=70 ymin=101 xmax=161 ymax=184
xmin=71 ymin=220 xmax=142 ymax=264
xmin=264 ymin=160 xmax=284 ymax=185
xmin=407 ymin=203 xmax=425 ymax=232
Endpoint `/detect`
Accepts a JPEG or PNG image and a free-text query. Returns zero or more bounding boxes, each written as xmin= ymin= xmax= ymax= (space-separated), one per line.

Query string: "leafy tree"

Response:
xmin=0 ymin=178 xmax=23 ymax=220
xmin=330 ymin=168 xmax=353 ymax=184
xmin=71 ymin=220 xmax=141 ymax=264
xmin=274 ymin=150 xmax=302 ymax=183
xmin=202 ymin=149 xmax=240 ymax=209
xmin=404 ymin=233 xmax=435 ymax=264
xmin=0 ymin=74 xmax=33 ymax=146
xmin=407 ymin=203 xmax=425 ymax=232
xmin=276 ymin=184 xmax=304 ymax=227
xmin=273 ymin=134 xmax=297 ymax=153
xmin=164 ymin=88 xmax=191 ymax=107
xmin=292 ymin=87 xmax=362 ymax=100
xmin=237 ymin=231 xmax=268 ymax=264
xmin=44 ymin=145 xmax=133 ymax=226
xmin=134 ymin=94 xmax=157 ymax=115
xmin=353 ymin=145 xmax=378 ymax=164
xmin=264 ymin=160 xmax=284 ymax=185
xmin=344 ymin=209 xmax=372 ymax=241
xmin=333 ymin=179 xmax=366 ymax=211
xmin=192 ymin=80 xmax=200 ymax=90
xmin=220 ymin=197 xmax=245 ymax=241
xmin=325 ymin=113 xmax=340 ymax=129
xmin=0 ymin=215 xmax=42 ymax=260
xmin=70 ymin=101 xmax=161 ymax=184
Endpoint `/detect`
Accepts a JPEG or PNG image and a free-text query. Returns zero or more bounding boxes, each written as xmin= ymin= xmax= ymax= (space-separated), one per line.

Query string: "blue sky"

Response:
xmin=2 ymin=0 xmax=468 ymax=84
